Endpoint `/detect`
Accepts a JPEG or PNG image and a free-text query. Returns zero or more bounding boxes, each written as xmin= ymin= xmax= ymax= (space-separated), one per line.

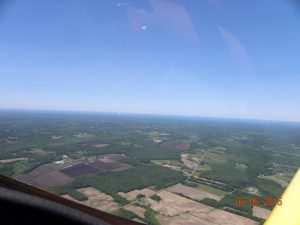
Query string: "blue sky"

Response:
xmin=0 ymin=0 xmax=300 ymax=121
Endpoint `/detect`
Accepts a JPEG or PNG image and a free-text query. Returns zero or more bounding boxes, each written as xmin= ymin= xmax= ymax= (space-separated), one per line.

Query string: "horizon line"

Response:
xmin=0 ymin=107 xmax=299 ymax=124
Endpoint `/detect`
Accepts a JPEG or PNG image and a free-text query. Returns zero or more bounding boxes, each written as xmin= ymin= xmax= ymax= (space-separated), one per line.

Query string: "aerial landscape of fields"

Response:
xmin=0 ymin=110 xmax=300 ymax=224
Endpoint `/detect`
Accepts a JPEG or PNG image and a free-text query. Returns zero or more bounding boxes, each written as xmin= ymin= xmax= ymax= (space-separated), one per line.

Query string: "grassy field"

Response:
xmin=262 ymin=175 xmax=289 ymax=187
xmin=185 ymin=181 xmax=228 ymax=197
xmin=203 ymin=150 xmax=229 ymax=165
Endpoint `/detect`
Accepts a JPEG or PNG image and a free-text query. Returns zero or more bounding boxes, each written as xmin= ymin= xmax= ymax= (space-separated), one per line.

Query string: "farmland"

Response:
xmin=144 ymin=190 xmax=258 ymax=225
xmin=16 ymin=153 xmax=131 ymax=188
xmin=1 ymin=110 xmax=300 ymax=224
xmin=166 ymin=183 xmax=222 ymax=202
xmin=62 ymin=187 xmax=118 ymax=212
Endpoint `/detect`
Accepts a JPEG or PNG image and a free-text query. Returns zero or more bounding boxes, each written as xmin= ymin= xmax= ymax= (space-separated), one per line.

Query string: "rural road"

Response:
xmin=185 ymin=150 xmax=206 ymax=182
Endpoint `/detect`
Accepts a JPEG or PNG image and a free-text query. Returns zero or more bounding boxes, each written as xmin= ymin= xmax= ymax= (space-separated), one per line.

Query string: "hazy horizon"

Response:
xmin=1 ymin=107 xmax=300 ymax=124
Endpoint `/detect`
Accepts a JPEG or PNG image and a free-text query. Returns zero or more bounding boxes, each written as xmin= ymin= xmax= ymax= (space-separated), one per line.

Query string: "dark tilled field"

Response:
xmin=17 ymin=154 xmax=131 ymax=188
xmin=90 ymin=161 xmax=131 ymax=172
xmin=32 ymin=171 xmax=74 ymax=188
xmin=17 ymin=165 xmax=74 ymax=188
xmin=60 ymin=163 xmax=104 ymax=177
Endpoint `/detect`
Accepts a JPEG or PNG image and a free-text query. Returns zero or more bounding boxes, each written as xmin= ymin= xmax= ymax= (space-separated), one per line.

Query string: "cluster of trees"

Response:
xmin=0 ymin=153 xmax=58 ymax=177
xmin=150 ymin=194 xmax=162 ymax=202
xmin=111 ymin=194 xmax=131 ymax=206
xmin=254 ymin=178 xmax=283 ymax=198
xmin=113 ymin=206 xmax=161 ymax=225
xmin=113 ymin=208 xmax=137 ymax=220
xmin=187 ymin=178 xmax=232 ymax=192
xmin=137 ymin=194 xmax=146 ymax=200
xmin=219 ymin=191 xmax=253 ymax=214
xmin=68 ymin=190 xmax=88 ymax=201
xmin=144 ymin=207 xmax=161 ymax=225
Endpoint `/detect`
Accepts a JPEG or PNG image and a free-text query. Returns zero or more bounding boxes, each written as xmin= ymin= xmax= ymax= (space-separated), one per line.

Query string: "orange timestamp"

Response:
xmin=235 ymin=196 xmax=282 ymax=207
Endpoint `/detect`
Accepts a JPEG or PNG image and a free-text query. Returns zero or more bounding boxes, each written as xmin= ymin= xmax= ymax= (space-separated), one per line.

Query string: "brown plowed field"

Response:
xmin=145 ymin=191 xmax=258 ymax=225
xmin=90 ymin=161 xmax=131 ymax=172
xmin=63 ymin=187 xmax=118 ymax=212
xmin=252 ymin=206 xmax=271 ymax=219
xmin=17 ymin=165 xmax=73 ymax=188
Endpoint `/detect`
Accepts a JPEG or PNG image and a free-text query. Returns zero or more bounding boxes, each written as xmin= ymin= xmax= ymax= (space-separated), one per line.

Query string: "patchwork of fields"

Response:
xmin=1 ymin=112 xmax=299 ymax=224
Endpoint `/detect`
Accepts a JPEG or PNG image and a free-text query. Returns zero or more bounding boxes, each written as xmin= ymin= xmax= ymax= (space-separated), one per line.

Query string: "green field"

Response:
xmin=262 ymin=175 xmax=289 ymax=187
xmin=185 ymin=181 xmax=228 ymax=197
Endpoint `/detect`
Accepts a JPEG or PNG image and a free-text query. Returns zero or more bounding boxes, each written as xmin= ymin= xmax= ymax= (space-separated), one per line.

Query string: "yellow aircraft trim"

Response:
xmin=264 ymin=168 xmax=300 ymax=225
